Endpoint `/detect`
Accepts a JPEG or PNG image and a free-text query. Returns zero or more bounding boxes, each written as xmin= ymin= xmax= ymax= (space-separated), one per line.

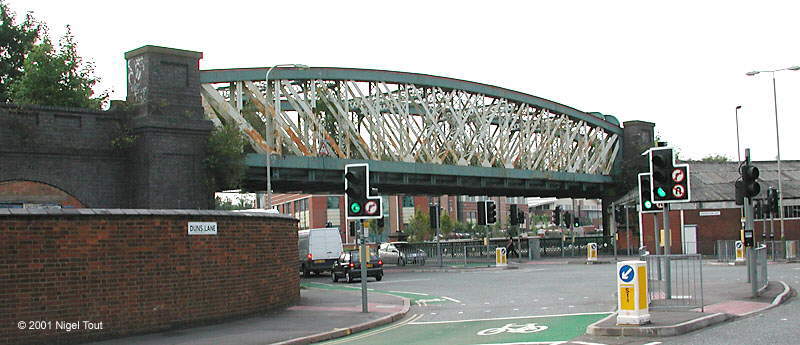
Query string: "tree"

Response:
xmin=701 ymin=154 xmax=730 ymax=163
xmin=0 ymin=0 xmax=42 ymax=102
xmin=10 ymin=25 xmax=108 ymax=109
xmin=406 ymin=210 xmax=433 ymax=242
xmin=205 ymin=123 xmax=247 ymax=192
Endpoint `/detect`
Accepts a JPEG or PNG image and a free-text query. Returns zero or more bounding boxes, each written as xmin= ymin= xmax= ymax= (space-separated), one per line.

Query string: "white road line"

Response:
xmin=389 ymin=290 xmax=429 ymax=296
xmin=573 ymin=341 xmax=609 ymax=345
xmin=323 ymin=314 xmax=423 ymax=344
xmin=371 ymin=278 xmax=431 ymax=284
xmin=408 ymin=311 xmax=613 ymax=325
xmin=442 ymin=296 xmax=461 ymax=303
xmin=641 ymin=342 xmax=663 ymax=345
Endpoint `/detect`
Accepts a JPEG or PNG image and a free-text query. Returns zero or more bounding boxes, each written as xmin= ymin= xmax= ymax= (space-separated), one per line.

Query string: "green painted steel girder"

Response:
xmin=244 ymin=155 xmax=613 ymax=198
xmin=201 ymin=67 xmax=623 ymax=135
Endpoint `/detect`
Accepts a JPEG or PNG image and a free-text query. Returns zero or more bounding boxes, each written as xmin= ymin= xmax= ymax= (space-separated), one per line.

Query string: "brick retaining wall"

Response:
xmin=0 ymin=209 xmax=299 ymax=345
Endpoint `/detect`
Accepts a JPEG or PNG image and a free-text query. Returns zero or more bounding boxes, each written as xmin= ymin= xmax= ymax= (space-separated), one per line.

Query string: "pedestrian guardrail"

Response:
xmin=715 ymin=240 xmax=737 ymax=263
xmin=644 ymin=254 xmax=704 ymax=311
xmin=464 ymin=245 xmax=498 ymax=266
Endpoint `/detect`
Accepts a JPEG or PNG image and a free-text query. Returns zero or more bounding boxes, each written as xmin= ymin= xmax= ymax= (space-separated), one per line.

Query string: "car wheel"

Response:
xmin=302 ymin=265 xmax=310 ymax=278
xmin=332 ymin=272 xmax=338 ymax=282
xmin=376 ymin=273 xmax=383 ymax=281
xmin=346 ymin=272 xmax=353 ymax=283
xmin=420 ymin=259 xmax=426 ymax=266
xmin=399 ymin=257 xmax=406 ymax=266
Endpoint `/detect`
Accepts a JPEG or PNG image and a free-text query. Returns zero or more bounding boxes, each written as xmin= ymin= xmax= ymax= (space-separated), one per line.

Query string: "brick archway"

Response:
xmin=0 ymin=180 xmax=85 ymax=208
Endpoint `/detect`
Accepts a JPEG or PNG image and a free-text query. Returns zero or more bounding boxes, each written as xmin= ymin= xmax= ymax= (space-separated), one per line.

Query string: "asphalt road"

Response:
xmin=303 ymin=260 xmax=799 ymax=345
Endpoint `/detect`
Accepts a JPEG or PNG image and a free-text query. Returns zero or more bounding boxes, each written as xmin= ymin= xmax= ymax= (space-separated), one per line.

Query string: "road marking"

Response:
xmin=442 ymin=296 xmax=462 ymax=303
xmin=322 ymin=313 xmax=424 ymax=345
xmin=389 ymin=290 xmax=429 ymax=296
xmin=541 ymin=307 xmax=549 ymax=310
xmin=372 ymin=278 xmax=431 ymax=284
xmin=641 ymin=342 xmax=663 ymax=345
xmin=408 ymin=311 xmax=612 ymax=325
xmin=568 ymin=305 xmax=575 ymax=308
xmin=573 ymin=342 xmax=609 ymax=345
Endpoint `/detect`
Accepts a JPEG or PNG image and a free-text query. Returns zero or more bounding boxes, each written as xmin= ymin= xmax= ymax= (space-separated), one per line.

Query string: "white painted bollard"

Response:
xmin=587 ymin=243 xmax=598 ymax=262
xmin=616 ymin=260 xmax=650 ymax=325
xmin=495 ymin=247 xmax=507 ymax=267
xmin=735 ymin=241 xmax=745 ymax=262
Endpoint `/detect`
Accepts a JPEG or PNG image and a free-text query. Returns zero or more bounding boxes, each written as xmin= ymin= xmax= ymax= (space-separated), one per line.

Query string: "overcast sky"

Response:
xmin=9 ymin=1 xmax=800 ymax=162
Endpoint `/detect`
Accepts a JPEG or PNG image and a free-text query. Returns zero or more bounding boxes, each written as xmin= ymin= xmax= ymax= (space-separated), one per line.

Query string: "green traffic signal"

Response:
xmin=644 ymin=200 xmax=652 ymax=209
xmin=656 ymin=187 xmax=667 ymax=198
xmin=350 ymin=202 xmax=361 ymax=214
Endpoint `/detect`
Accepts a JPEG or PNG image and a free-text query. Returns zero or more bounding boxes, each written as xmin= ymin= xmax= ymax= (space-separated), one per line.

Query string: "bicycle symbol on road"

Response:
xmin=476 ymin=323 xmax=548 ymax=336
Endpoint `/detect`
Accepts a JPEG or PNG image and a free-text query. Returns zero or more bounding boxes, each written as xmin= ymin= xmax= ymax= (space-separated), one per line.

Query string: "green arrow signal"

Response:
xmin=657 ymin=187 xmax=667 ymax=198
xmin=350 ymin=202 xmax=361 ymax=214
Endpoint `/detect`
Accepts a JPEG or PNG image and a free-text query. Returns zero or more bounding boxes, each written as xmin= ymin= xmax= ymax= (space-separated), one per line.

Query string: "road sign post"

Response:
xmin=616 ymin=261 xmax=650 ymax=325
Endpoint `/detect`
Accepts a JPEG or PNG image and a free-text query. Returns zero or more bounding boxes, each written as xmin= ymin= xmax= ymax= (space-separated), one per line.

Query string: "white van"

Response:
xmin=298 ymin=228 xmax=343 ymax=277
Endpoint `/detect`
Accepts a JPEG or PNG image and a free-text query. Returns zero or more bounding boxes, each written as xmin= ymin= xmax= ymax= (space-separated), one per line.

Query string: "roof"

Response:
xmin=615 ymin=160 xmax=800 ymax=204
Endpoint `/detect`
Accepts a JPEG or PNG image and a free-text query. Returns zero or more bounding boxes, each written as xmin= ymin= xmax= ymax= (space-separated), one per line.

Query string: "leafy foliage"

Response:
xmin=406 ymin=210 xmax=432 ymax=241
xmin=214 ymin=195 xmax=254 ymax=210
xmin=0 ymin=0 xmax=42 ymax=102
xmin=701 ymin=154 xmax=730 ymax=163
xmin=205 ymin=124 xmax=247 ymax=192
xmin=10 ymin=25 xmax=108 ymax=109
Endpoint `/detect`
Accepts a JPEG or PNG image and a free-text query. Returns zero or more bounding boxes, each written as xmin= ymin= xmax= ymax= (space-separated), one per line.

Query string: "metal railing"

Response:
xmin=644 ymin=254 xmax=704 ymax=311
xmin=753 ymin=245 xmax=769 ymax=295
xmin=715 ymin=240 xmax=737 ymax=263
xmin=463 ymin=245 xmax=499 ymax=266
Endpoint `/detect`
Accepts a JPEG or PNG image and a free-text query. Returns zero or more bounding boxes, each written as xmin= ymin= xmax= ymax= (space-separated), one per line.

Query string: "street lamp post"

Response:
xmin=746 ymin=66 xmax=800 ymax=239
xmin=735 ymin=105 xmax=742 ymax=163
xmin=265 ymin=64 xmax=309 ymax=209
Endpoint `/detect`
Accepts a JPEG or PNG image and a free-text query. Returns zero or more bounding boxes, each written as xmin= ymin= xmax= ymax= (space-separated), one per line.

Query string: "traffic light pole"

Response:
xmin=663 ymin=203 xmax=672 ymax=300
xmin=357 ymin=220 xmax=368 ymax=313
xmin=624 ymin=205 xmax=631 ymax=256
xmin=435 ymin=204 xmax=442 ymax=268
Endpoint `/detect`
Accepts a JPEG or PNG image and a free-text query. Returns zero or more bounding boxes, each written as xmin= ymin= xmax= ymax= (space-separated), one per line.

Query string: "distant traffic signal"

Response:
xmin=563 ymin=211 xmax=572 ymax=228
xmin=768 ymin=187 xmax=779 ymax=214
xmin=344 ymin=164 xmax=382 ymax=219
xmin=486 ymin=200 xmax=497 ymax=225
xmin=638 ymin=173 xmax=664 ymax=213
xmin=429 ymin=204 xmax=440 ymax=229
xmin=740 ymin=163 xmax=760 ymax=198
xmin=477 ymin=201 xmax=487 ymax=225
xmin=552 ymin=206 xmax=561 ymax=226
xmin=510 ymin=205 xmax=519 ymax=226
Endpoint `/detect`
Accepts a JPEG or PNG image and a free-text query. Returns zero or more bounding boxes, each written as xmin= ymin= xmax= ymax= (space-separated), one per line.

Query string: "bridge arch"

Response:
xmin=0 ymin=179 xmax=85 ymax=208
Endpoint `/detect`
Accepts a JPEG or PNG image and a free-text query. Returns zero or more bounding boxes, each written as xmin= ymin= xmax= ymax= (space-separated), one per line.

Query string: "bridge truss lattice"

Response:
xmin=200 ymin=67 xmax=621 ymax=175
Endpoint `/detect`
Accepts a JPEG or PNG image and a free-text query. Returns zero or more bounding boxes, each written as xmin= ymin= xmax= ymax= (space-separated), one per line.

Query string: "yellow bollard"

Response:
xmin=587 ymin=243 xmax=598 ymax=262
xmin=616 ymin=261 xmax=650 ymax=325
xmin=735 ymin=241 xmax=745 ymax=262
xmin=495 ymin=247 xmax=507 ymax=267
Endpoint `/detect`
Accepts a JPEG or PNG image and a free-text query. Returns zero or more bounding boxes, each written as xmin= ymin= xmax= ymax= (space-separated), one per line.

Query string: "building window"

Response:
xmin=784 ymin=205 xmax=800 ymax=218
xmin=402 ymin=196 xmax=414 ymax=207
xmin=327 ymin=196 xmax=339 ymax=209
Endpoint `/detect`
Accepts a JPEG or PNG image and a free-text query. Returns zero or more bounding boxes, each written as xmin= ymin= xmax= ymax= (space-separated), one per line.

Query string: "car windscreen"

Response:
xmin=350 ymin=252 xmax=379 ymax=262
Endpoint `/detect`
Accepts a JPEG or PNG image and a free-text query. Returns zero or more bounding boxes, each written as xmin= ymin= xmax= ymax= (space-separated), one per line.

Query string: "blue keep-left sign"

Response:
xmin=619 ymin=264 xmax=634 ymax=283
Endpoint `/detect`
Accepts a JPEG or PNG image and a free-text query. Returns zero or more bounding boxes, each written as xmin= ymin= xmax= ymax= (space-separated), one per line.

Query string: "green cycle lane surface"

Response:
xmin=316 ymin=312 xmax=610 ymax=345
xmin=301 ymin=281 xmax=451 ymax=305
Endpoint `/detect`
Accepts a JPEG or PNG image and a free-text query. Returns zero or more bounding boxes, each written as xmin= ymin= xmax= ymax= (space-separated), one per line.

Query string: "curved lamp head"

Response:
xmin=736 ymin=105 xmax=742 ymax=110
xmin=745 ymin=71 xmax=760 ymax=76
xmin=788 ymin=66 xmax=800 ymax=71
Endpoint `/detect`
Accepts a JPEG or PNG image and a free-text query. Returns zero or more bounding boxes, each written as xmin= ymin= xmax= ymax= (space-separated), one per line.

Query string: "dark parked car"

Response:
xmin=332 ymin=250 xmax=383 ymax=283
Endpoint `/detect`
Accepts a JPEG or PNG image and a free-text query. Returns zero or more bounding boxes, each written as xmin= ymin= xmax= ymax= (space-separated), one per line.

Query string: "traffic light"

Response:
xmin=563 ymin=211 xmax=572 ymax=228
xmin=552 ymin=206 xmax=561 ymax=226
xmin=649 ymin=148 xmax=690 ymax=203
xmin=517 ymin=210 xmax=525 ymax=226
xmin=740 ymin=163 xmax=760 ymax=198
xmin=614 ymin=206 xmax=624 ymax=224
xmin=348 ymin=221 xmax=356 ymax=237
xmin=509 ymin=205 xmax=519 ymax=226
xmin=344 ymin=164 xmax=382 ymax=219
xmin=638 ymin=173 xmax=664 ymax=213
xmin=477 ymin=201 xmax=487 ymax=225
xmin=377 ymin=217 xmax=385 ymax=229
xmin=486 ymin=200 xmax=497 ymax=225
xmin=768 ymin=187 xmax=779 ymax=214
xmin=754 ymin=199 xmax=763 ymax=219
xmin=429 ymin=204 xmax=440 ymax=229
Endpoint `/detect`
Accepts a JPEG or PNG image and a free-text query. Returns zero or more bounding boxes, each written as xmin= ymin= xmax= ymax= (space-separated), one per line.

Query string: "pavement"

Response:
xmin=85 ymin=286 xmax=409 ymax=345
xmin=83 ymin=257 xmax=794 ymax=344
